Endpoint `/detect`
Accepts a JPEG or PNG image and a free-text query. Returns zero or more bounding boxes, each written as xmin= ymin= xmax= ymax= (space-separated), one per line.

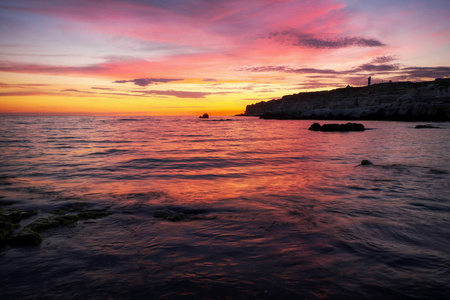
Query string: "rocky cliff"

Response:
xmin=243 ymin=79 xmax=450 ymax=121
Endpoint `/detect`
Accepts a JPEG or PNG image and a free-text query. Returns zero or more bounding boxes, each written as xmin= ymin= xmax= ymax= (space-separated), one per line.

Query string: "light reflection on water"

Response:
xmin=0 ymin=116 xmax=449 ymax=299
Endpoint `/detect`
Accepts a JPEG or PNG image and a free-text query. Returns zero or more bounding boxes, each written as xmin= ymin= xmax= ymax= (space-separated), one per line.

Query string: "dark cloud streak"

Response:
xmin=264 ymin=30 xmax=385 ymax=49
xmin=372 ymin=55 xmax=397 ymax=64
xmin=137 ymin=90 xmax=234 ymax=99
xmin=243 ymin=62 xmax=450 ymax=88
xmin=242 ymin=65 xmax=341 ymax=74
xmin=401 ymin=67 xmax=450 ymax=79
xmin=113 ymin=78 xmax=184 ymax=87
xmin=352 ymin=63 xmax=401 ymax=72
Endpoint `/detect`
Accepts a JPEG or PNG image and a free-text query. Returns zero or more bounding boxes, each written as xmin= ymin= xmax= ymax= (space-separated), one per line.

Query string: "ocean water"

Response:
xmin=0 ymin=116 xmax=449 ymax=299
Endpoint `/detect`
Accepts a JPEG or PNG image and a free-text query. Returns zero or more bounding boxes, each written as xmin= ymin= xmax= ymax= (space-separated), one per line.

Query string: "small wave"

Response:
xmin=86 ymin=149 xmax=130 ymax=156
xmin=408 ymin=202 xmax=450 ymax=212
xmin=117 ymin=118 xmax=143 ymax=122
xmin=427 ymin=169 xmax=448 ymax=175
xmin=0 ymin=139 xmax=31 ymax=143
xmin=118 ymin=157 xmax=253 ymax=170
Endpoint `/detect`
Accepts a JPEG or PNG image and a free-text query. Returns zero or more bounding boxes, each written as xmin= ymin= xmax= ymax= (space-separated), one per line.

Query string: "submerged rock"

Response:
xmin=309 ymin=122 xmax=365 ymax=132
xmin=153 ymin=210 xmax=186 ymax=222
xmin=153 ymin=207 xmax=213 ymax=222
xmin=5 ymin=203 xmax=112 ymax=247
xmin=52 ymin=202 xmax=87 ymax=215
xmin=415 ymin=124 xmax=440 ymax=129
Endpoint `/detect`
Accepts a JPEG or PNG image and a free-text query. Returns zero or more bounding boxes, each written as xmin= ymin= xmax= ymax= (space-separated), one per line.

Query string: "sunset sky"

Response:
xmin=1 ymin=0 xmax=449 ymax=116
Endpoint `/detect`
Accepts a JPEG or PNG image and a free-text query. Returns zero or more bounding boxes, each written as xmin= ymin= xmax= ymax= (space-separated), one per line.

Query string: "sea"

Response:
xmin=0 ymin=116 xmax=449 ymax=299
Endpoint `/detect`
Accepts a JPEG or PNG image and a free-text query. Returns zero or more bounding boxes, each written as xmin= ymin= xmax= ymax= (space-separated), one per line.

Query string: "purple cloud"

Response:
xmin=265 ymin=30 xmax=385 ymax=49
xmin=113 ymin=78 xmax=184 ymax=87
xmin=353 ymin=63 xmax=401 ymax=72
xmin=242 ymin=65 xmax=341 ymax=74
xmin=134 ymin=89 xmax=233 ymax=99
xmin=137 ymin=90 xmax=212 ymax=99
xmin=371 ymin=55 xmax=397 ymax=64
xmin=401 ymin=67 xmax=450 ymax=79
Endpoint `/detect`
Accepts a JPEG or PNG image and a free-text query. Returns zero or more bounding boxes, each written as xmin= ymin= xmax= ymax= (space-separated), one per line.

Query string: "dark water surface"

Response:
xmin=1 ymin=116 xmax=449 ymax=299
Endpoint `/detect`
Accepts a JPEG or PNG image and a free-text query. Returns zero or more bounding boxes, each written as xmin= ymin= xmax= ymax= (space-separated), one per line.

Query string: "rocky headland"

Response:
xmin=242 ymin=78 xmax=450 ymax=121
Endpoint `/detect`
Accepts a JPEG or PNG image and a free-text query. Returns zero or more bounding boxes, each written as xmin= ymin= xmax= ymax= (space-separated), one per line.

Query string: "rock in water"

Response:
xmin=309 ymin=122 xmax=365 ymax=132
xmin=308 ymin=123 xmax=322 ymax=131
xmin=199 ymin=113 xmax=209 ymax=118
xmin=360 ymin=160 xmax=373 ymax=166
xmin=415 ymin=124 xmax=440 ymax=129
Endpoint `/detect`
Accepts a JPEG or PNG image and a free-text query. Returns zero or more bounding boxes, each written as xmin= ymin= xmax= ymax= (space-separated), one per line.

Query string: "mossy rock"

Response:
xmin=9 ymin=207 xmax=112 ymax=247
xmin=25 ymin=215 xmax=78 ymax=233
xmin=0 ymin=220 xmax=20 ymax=244
xmin=0 ymin=208 xmax=37 ymax=245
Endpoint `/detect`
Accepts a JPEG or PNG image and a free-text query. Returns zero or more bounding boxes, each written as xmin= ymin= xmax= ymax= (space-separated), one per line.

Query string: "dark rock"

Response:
xmin=360 ymin=160 xmax=373 ymax=166
xmin=8 ymin=229 xmax=42 ymax=246
xmin=415 ymin=124 xmax=440 ymax=129
xmin=309 ymin=123 xmax=365 ymax=132
xmin=153 ymin=210 xmax=185 ymax=222
xmin=199 ymin=113 xmax=209 ymax=118
xmin=308 ymin=123 xmax=322 ymax=131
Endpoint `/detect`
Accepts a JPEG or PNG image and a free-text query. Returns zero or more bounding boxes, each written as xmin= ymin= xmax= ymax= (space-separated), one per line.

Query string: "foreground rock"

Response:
xmin=0 ymin=208 xmax=37 ymax=245
xmin=308 ymin=122 xmax=365 ymax=132
xmin=1 ymin=202 xmax=111 ymax=247
xmin=242 ymin=79 xmax=450 ymax=121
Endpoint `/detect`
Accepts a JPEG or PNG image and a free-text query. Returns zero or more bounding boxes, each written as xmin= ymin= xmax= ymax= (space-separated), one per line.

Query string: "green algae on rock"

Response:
xmin=4 ymin=203 xmax=112 ymax=247
xmin=0 ymin=208 xmax=38 ymax=245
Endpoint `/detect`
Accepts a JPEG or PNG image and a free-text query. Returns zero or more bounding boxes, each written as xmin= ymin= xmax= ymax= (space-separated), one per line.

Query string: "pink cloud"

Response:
xmin=1 ymin=0 xmax=449 ymax=99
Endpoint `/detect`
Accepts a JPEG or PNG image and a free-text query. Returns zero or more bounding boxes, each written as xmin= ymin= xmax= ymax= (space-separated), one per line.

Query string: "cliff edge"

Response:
xmin=242 ymin=79 xmax=450 ymax=121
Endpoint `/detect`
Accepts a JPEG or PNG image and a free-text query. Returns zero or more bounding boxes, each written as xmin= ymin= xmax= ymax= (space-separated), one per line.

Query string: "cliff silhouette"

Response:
xmin=242 ymin=78 xmax=450 ymax=121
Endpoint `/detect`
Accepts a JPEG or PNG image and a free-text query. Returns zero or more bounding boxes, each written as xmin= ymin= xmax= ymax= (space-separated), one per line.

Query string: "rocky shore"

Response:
xmin=1 ymin=202 xmax=111 ymax=247
xmin=242 ymin=79 xmax=450 ymax=121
